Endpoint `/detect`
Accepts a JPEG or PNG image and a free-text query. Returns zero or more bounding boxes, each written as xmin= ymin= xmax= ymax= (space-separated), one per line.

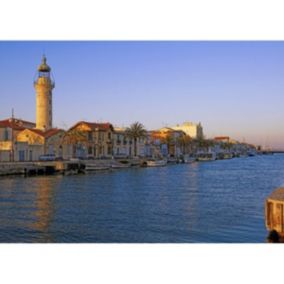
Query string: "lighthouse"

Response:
xmin=34 ymin=55 xmax=55 ymax=131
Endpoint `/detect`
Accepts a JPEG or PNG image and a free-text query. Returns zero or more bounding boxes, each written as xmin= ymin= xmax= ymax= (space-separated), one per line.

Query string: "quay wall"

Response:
xmin=0 ymin=158 xmax=144 ymax=176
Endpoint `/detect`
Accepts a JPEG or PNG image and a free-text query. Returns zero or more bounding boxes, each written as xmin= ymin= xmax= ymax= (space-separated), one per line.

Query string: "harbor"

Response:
xmin=0 ymin=153 xmax=283 ymax=243
xmin=0 ymin=151 xmax=266 ymax=177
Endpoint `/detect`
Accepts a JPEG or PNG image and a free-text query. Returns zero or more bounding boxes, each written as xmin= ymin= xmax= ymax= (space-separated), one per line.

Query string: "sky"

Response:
xmin=1 ymin=41 xmax=284 ymax=148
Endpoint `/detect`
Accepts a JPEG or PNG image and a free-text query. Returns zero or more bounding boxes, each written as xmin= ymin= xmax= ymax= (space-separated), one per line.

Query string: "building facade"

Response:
xmin=63 ymin=121 xmax=114 ymax=159
xmin=148 ymin=127 xmax=187 ymax=158
xmin=0 ymin=118 xmax=36 ymax=162
xmin=113 ymin=127 xmax=146 ymax=158
xmin=16 ymin=128 xmax=65 ymax=161
xmin=172 ymin=121 xmax=203 ymax=139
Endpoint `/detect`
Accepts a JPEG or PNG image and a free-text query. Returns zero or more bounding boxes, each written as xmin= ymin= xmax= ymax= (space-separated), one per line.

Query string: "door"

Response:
xmin=18 ymin=150 xmax=25 ymax=161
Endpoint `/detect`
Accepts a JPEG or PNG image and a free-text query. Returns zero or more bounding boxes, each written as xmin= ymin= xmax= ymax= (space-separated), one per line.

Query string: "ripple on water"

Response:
xmin=0 ymin=155 xmax=284 ymax=242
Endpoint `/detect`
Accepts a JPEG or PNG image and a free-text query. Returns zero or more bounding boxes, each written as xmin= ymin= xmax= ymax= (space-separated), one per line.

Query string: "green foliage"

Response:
xmin=125 ymin=122 xmax=147 ymax=156
xmin=125 ymin=122 xmax=147 ymax=140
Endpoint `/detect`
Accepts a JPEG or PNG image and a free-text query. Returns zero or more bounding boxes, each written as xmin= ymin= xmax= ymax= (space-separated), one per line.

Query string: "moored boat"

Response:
xmin=146 ymin=159 xmax=167 ymax=167
xmin=196 ymin=152 xmax=216 ymax=161
xmin=167 ymin=157 xmax=178 ymax=164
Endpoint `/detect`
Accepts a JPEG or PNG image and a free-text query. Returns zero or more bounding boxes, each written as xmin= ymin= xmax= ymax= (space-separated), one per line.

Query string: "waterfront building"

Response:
xmin=149 ymin=127 xmax=186 ymax=158
xmin=172 ymin=121 xmax=203 ymax=139
xmin=34 ymin=55 xmax=55 ymax=131
xmin=16 ymin=128 xmax=65 ymax=161
xmin=0 ymin=118 xmax=35 ymax=161
xmin=212 ymin=136 xmax=257 ymax=157
xmin=113 ymin=127 xmax=146 ymax=158
xmin=63 ymin=121 xmax=114 ymax=159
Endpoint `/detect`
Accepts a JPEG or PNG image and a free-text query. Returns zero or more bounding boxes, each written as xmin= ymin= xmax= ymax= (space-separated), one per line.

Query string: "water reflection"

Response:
xmin=1 ymin=155 xmax=284 ymax=242
xmin=30 ymin=177 xmax=57 ymax=242
xmin=0 ymin=175 xmax=61 ymax=242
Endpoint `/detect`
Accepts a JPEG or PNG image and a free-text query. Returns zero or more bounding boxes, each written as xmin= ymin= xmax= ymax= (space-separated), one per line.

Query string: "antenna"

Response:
xmin=11 ymin=108 xmax=14 ymax=119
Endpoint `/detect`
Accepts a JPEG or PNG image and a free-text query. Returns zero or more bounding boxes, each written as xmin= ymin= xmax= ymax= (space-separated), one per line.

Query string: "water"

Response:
xmin=1 ymin=154 xmax=284 ymax=243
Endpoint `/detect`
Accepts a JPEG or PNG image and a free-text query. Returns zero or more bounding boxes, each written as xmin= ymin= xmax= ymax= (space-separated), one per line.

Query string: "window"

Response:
xmin=88 ymin=132 xmax=92 ymax=141
xmin=108 ymin=146 xmax=112 ymax=155
xmin=4 ymin=128 xmax=9 ymax=141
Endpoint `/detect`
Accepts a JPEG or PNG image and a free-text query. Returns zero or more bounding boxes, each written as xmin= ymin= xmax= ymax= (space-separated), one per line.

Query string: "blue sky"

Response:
xmin=1 ymin=41 xmax=284 ymax=148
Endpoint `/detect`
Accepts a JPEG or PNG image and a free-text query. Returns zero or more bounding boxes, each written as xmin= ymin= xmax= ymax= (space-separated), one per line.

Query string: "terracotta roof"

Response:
xmin=23 ymin=128 xmax=63 ymax=138
xmin=268 ymin=187 xmax=284 ymax=201
xmin=44 ymin=128 xmax=64 ymax=138
xmin=214 ymin=136 xmax=230 ymax=140
xmin=0 ymin=118 xmax=35 ymax=130
xmin=0 ymin=120 xmax=25 ymax=130
xmin=70 ymin=121 xmax=114 ymax=131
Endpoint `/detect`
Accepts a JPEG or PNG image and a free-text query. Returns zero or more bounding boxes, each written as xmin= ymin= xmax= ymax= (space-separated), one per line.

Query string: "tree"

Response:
xmin=221 ymin=142 xmax=233 ymax=152
xmin=62 ymin=128 xmax=87 ymax=158
xmin=177 ymin=135 xmax=193 ymax=155
xmin=125 ymin=122 xmax=147 ymax=157
xmin=195 ymin=138 xmax=215 ymax=152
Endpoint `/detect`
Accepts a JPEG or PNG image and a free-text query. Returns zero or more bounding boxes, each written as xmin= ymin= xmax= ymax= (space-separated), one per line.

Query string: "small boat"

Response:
xmin=167 ymin=157 xmax=178 ymax=164
xmin=196 ymin=152 xmax=216 ymax=161
xmin=146 ymin=159 xmax=167 ymax=167
xmin=223 ymin=153 xmax=233 ymax=159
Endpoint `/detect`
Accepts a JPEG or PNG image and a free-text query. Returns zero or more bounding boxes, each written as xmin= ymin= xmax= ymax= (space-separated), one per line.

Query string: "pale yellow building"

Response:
xmin=172 ymin=121 xmax=203 ymax=139
xmin=16 ymin=128 xmax=65 ymax=161
xmin=0 ymin=118 xmax=35 ymax=162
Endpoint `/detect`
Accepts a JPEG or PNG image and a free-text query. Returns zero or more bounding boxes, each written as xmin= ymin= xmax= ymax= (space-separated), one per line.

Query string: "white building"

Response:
xmin=113 ymin=127 xmax=146 ymax=158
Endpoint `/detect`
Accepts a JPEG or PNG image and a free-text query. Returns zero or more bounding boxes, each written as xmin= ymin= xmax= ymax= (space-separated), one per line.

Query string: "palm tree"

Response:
xmin=62 ymin=128 xmax=87 ymax=158
xmin=177 ymin=135 xmax=192 ymax=155
xmin=125 ymin=122 xmax=147 ymax=157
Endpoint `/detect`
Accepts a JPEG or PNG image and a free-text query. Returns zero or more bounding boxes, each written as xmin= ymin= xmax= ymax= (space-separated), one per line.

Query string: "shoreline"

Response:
xmin=0 ymin=154 xmax=270 ymax=178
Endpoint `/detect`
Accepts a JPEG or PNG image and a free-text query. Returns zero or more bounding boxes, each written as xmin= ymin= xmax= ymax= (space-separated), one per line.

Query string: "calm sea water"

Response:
xmin=1 ymin=154 xmax=284 ymax=243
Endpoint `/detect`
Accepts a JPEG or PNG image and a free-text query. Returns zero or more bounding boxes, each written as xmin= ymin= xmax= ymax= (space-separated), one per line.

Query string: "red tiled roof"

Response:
xmin=23 ymin=128 xmax=64 ymax=138
xmin=44 ymin=128 xmax=64 ymax=138
xmin=69 ymin=121 xmax=114 ymax=131
xmin=0 ymin=118 xmax=35 ymax=130
xmin=0 ymin=120 xmax=25 ymax=130
xmin=214 ymin=136 xmax=230 ymax=140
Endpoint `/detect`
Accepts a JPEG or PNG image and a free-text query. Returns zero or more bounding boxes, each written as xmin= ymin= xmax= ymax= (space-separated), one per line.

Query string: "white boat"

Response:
xmin=146 ymin=159 xmax=167 ymax=167
xmin=197 ymin=152 xmax=216 ymax=161
xmin=167 ymin=157 xmax=178 ymax=164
